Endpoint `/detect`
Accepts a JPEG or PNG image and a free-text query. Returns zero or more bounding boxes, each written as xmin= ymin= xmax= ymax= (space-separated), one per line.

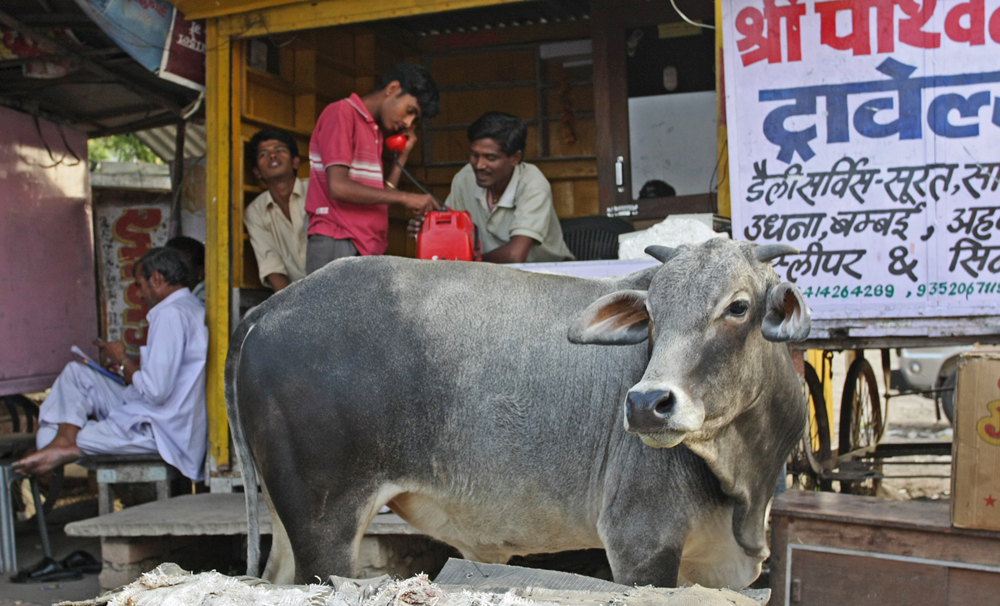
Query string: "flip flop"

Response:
xmin=60 ymin=549 xmax=102 ymax=574
xmin=10 ymin=556 xmax=84 ymax=583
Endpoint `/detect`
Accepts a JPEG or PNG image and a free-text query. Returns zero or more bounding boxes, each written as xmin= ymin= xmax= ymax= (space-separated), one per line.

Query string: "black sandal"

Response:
xmin=10 ymin=556 xmax=84 ymax=583
xmin=60 ymin=549 xmax=102 ymax=574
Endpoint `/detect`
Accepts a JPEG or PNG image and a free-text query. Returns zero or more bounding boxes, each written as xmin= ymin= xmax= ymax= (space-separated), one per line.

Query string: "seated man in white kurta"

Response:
xmin=13 ymin=247 xmax=209 ymax=481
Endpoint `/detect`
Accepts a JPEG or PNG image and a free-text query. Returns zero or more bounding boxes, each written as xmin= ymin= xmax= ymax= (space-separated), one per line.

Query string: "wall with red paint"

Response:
xmin=0 ymin=106 xmax=98 ymax=396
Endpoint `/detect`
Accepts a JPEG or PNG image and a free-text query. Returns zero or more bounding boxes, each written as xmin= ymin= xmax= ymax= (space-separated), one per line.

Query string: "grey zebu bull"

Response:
xmin=226 ymin=239 xmax=810 ymax=588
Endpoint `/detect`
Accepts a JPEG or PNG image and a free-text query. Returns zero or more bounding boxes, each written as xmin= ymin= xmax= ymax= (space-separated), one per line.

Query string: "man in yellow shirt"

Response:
xmin=245 ymin=128 xmax=309 ymax=291
xmin=411 ymin=112 xmax=574 ymax=263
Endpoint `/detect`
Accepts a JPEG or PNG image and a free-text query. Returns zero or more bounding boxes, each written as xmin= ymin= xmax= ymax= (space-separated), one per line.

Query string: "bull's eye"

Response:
xmin=727 ymin=300 xmax=750 ymax=317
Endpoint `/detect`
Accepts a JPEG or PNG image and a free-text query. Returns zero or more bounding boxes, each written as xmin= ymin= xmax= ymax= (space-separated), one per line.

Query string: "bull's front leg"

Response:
xmin=600 ymin=518 xmax=686 ymax=587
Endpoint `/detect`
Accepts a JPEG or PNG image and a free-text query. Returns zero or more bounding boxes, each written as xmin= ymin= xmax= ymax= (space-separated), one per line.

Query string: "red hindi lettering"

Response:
xmin=736 ymin=0 xmax=806 ymax=66
xmin=816 ymin=0 xmax=897 ymax=55
xmin=113 ymin=209 xmax=162 ymax=265
xmin=898 ymin=0 xmax=942 ymax=48
xmin=816 ymin=0 xmax=942 ymax=54
xmin=990 ymin=6 xmax=1000 ymax=42
xmin=113 ymin=208 xmax=162 ymax=350
xmin=945 ymin=0 xmax=985 ymax=45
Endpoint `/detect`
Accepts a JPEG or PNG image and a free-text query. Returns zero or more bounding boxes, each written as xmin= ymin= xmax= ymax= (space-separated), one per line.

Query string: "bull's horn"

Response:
xmin=645 ymin=245 xmax=678 ymax=264
xmin=755 ymin=244 xmax=799 ymax=263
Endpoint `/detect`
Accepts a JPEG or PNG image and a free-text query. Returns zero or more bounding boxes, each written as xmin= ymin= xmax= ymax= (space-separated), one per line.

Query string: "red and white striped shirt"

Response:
xmin=306 ymin=93 xmax=388 ymax=256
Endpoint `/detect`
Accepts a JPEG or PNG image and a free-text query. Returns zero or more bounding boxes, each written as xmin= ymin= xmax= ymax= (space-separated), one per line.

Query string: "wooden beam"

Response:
xmin=0 ymin=10 xmax=186 ymax=117
xmin=0 ymin=47 xmax=122 ymax=69
xmin=77 ymin=104 xmax=162 ymax=123
xmin=168 ymin=121 xmax=187 ymax=238
xmin=89 ymin=113 xmax=184 ymax=137
xmin=218 ymin=0 xmax=533 ymax=38
xmin=0 ymin=97 xmax=77 ymax=129
xmin=19 ymin=14 xmax=99 ymax=27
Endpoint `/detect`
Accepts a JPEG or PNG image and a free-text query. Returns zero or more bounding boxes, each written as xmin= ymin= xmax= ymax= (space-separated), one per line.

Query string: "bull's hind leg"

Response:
xmin=272 ymin=481 xmax=383 ymax=584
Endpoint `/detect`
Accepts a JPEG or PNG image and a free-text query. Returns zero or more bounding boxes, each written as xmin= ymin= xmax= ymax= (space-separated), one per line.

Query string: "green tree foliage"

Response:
xmin=89 ymin=134 xmax=162 ymax=164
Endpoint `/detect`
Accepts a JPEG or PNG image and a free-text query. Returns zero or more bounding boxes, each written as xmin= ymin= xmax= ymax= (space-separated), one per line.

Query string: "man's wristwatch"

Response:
xmin=115 ymin=362 xmax=126 ymax=378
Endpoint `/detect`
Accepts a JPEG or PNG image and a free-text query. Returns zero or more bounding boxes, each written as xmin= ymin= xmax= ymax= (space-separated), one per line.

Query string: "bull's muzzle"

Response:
xmin=625 ymin=389 xmax=676 ymax=429
xmin=624 ymin=386 xmax=704 ymax=448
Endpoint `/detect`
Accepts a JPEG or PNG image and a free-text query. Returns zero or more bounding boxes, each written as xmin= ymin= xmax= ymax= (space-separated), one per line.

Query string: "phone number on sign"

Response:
xmin=912 ymin=282 xmax=1000 ymax=298
xmin=801 ymin=282 xmax=1000 ymax=300
xmin=802 ymin=285 xmax=895 ymax=299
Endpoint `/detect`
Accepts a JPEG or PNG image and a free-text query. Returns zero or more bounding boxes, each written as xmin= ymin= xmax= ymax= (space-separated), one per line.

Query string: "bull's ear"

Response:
xmin=569 ymin=290 xmax=650 ymax=345
xmin=762 ymin=282 xmax=811 ymax=342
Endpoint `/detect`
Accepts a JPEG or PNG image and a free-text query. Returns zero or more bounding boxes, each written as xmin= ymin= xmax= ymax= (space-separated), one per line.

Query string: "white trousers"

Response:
xmin=36 ymin=362 xmax=158 ymax=457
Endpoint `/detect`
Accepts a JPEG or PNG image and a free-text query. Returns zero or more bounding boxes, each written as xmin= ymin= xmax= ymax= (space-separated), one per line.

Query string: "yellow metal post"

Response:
xmin=807 ymin=350 xmax=834 ymax=449
xmin=714 ymin=0 xmax=731 ymax=218
xmin=205 ymin=20 xmax=232 ymax=468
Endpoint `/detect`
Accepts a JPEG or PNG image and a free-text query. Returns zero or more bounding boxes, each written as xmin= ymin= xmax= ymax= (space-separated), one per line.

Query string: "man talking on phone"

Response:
xmin=13 ymin=247 xmax=208 ymax=482
xmin=305 ymin=63 xmax=441 ymax=274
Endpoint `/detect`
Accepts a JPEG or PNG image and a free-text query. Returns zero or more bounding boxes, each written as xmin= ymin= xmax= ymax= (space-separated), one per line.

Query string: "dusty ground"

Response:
xmin=826 ymin=350 xmax=952 ymax=500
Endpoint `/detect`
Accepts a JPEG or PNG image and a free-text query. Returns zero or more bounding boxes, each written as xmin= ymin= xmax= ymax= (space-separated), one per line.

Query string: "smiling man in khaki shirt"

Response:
xmin=245 ymin=128 xmax=309 ymax=291
xmin=410 ymin=112 xmax=574 ymax=263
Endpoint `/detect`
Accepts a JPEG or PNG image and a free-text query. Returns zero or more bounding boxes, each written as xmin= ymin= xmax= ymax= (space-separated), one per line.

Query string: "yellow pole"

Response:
xmin=714 ymin=0 xmax=731 ymax=218
xmin=205 ymin=20 xmax=231 ymax=468
xmin=806 ymin=350 xmax=834 ymax=449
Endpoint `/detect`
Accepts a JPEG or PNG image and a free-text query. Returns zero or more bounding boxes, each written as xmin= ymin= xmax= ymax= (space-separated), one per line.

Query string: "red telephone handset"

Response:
xmin=386 ymin=134 xmax=408 ymax=153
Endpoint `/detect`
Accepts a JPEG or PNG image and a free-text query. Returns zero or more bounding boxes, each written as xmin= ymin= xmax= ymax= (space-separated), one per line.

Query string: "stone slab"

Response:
xmin=65 ymin=493 xmax=422 ymax=538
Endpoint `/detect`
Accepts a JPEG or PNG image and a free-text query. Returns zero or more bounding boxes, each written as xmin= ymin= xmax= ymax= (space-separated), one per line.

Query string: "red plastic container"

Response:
xmin=416 ymin=210 xmax=481 ymax=261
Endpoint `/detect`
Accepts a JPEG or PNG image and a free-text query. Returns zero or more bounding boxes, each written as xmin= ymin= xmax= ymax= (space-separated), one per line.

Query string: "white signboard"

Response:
xmin=721 ymin=0 xmax=1000 ymax=319
xmin=94 ymin=202 xmax=170 ymax=352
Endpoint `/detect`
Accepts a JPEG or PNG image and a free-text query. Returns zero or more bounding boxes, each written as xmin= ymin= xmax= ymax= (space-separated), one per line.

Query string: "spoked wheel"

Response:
xmin=838 ymin=357 xmax=884 ymax=495
xmin=788 ymin=362 xmax=833 ymax=491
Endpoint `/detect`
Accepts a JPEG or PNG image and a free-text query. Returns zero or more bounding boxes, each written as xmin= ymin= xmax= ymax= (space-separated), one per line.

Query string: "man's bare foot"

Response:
xmin=12 ymin=436 xmax=82 ymax=476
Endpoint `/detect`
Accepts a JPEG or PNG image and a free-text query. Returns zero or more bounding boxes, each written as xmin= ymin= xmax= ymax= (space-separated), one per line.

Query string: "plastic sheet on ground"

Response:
xmin=59 ymin=564 xmax=768 ymax=606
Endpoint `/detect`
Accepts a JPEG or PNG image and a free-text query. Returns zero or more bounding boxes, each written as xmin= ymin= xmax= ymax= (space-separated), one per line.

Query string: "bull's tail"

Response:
xmin=225 ymin=319 xmax=261 ymax=577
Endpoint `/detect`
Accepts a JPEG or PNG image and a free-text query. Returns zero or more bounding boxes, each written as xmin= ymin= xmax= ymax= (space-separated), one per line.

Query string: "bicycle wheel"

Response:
xmin=788 ymin=363 xmax=833 ymax=491
xmin=838 ymin=357 xmax=884 ymax=495
xmin=939 ymin=370 xmax=957 ymax=425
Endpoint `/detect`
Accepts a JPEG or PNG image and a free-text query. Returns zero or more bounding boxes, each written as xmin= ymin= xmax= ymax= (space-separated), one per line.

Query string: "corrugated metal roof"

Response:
xmin=135 ymin=122 xmax=207 ymax=161
xmin=90 ymin=161 xmax=173 ymax=191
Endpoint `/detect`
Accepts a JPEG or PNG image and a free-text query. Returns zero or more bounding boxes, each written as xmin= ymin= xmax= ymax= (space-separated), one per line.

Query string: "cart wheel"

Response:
xmin=788 ymin=363 xmax=833 ymax=491
xmin=838 ymin=357 xmax=884 ymax=495
xmin=938 ymin=370 xmax=956 ymax=425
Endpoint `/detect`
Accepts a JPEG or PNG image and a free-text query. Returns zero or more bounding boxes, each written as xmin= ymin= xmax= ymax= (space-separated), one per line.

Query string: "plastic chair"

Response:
xmin=559 ymin=216 xmax=634 ymax=261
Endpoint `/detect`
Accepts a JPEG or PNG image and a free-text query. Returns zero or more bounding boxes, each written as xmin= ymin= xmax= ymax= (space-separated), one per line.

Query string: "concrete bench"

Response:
xmin=82 ymin=453 xmax=179 ymax=516
xmin=65 ymin=493 xmax=455 ymax=589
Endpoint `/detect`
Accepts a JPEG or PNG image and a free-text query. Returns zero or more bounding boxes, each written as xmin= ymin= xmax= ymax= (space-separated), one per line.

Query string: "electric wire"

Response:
xmin=669 ymin=0 xmax=717 ymax=30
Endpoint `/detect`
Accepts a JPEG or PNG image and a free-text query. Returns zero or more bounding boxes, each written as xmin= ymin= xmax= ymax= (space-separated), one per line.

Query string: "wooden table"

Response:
xmin=770 ymin=490 xmax=1000 ymax=606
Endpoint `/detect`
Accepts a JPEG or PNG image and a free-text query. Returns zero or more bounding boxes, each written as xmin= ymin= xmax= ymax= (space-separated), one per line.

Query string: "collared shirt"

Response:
xmin=108 ymin=288 xmax=208 ymax=481
xmin=446 ymin=163 xmax=575 ymax=263
xmin=244 ymin=177 xmax=309 ymax=285
xmin=306 ymin=94 xmax=388 ymax=256
xmin=191 ymin=281 xmax=206 ymax=303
